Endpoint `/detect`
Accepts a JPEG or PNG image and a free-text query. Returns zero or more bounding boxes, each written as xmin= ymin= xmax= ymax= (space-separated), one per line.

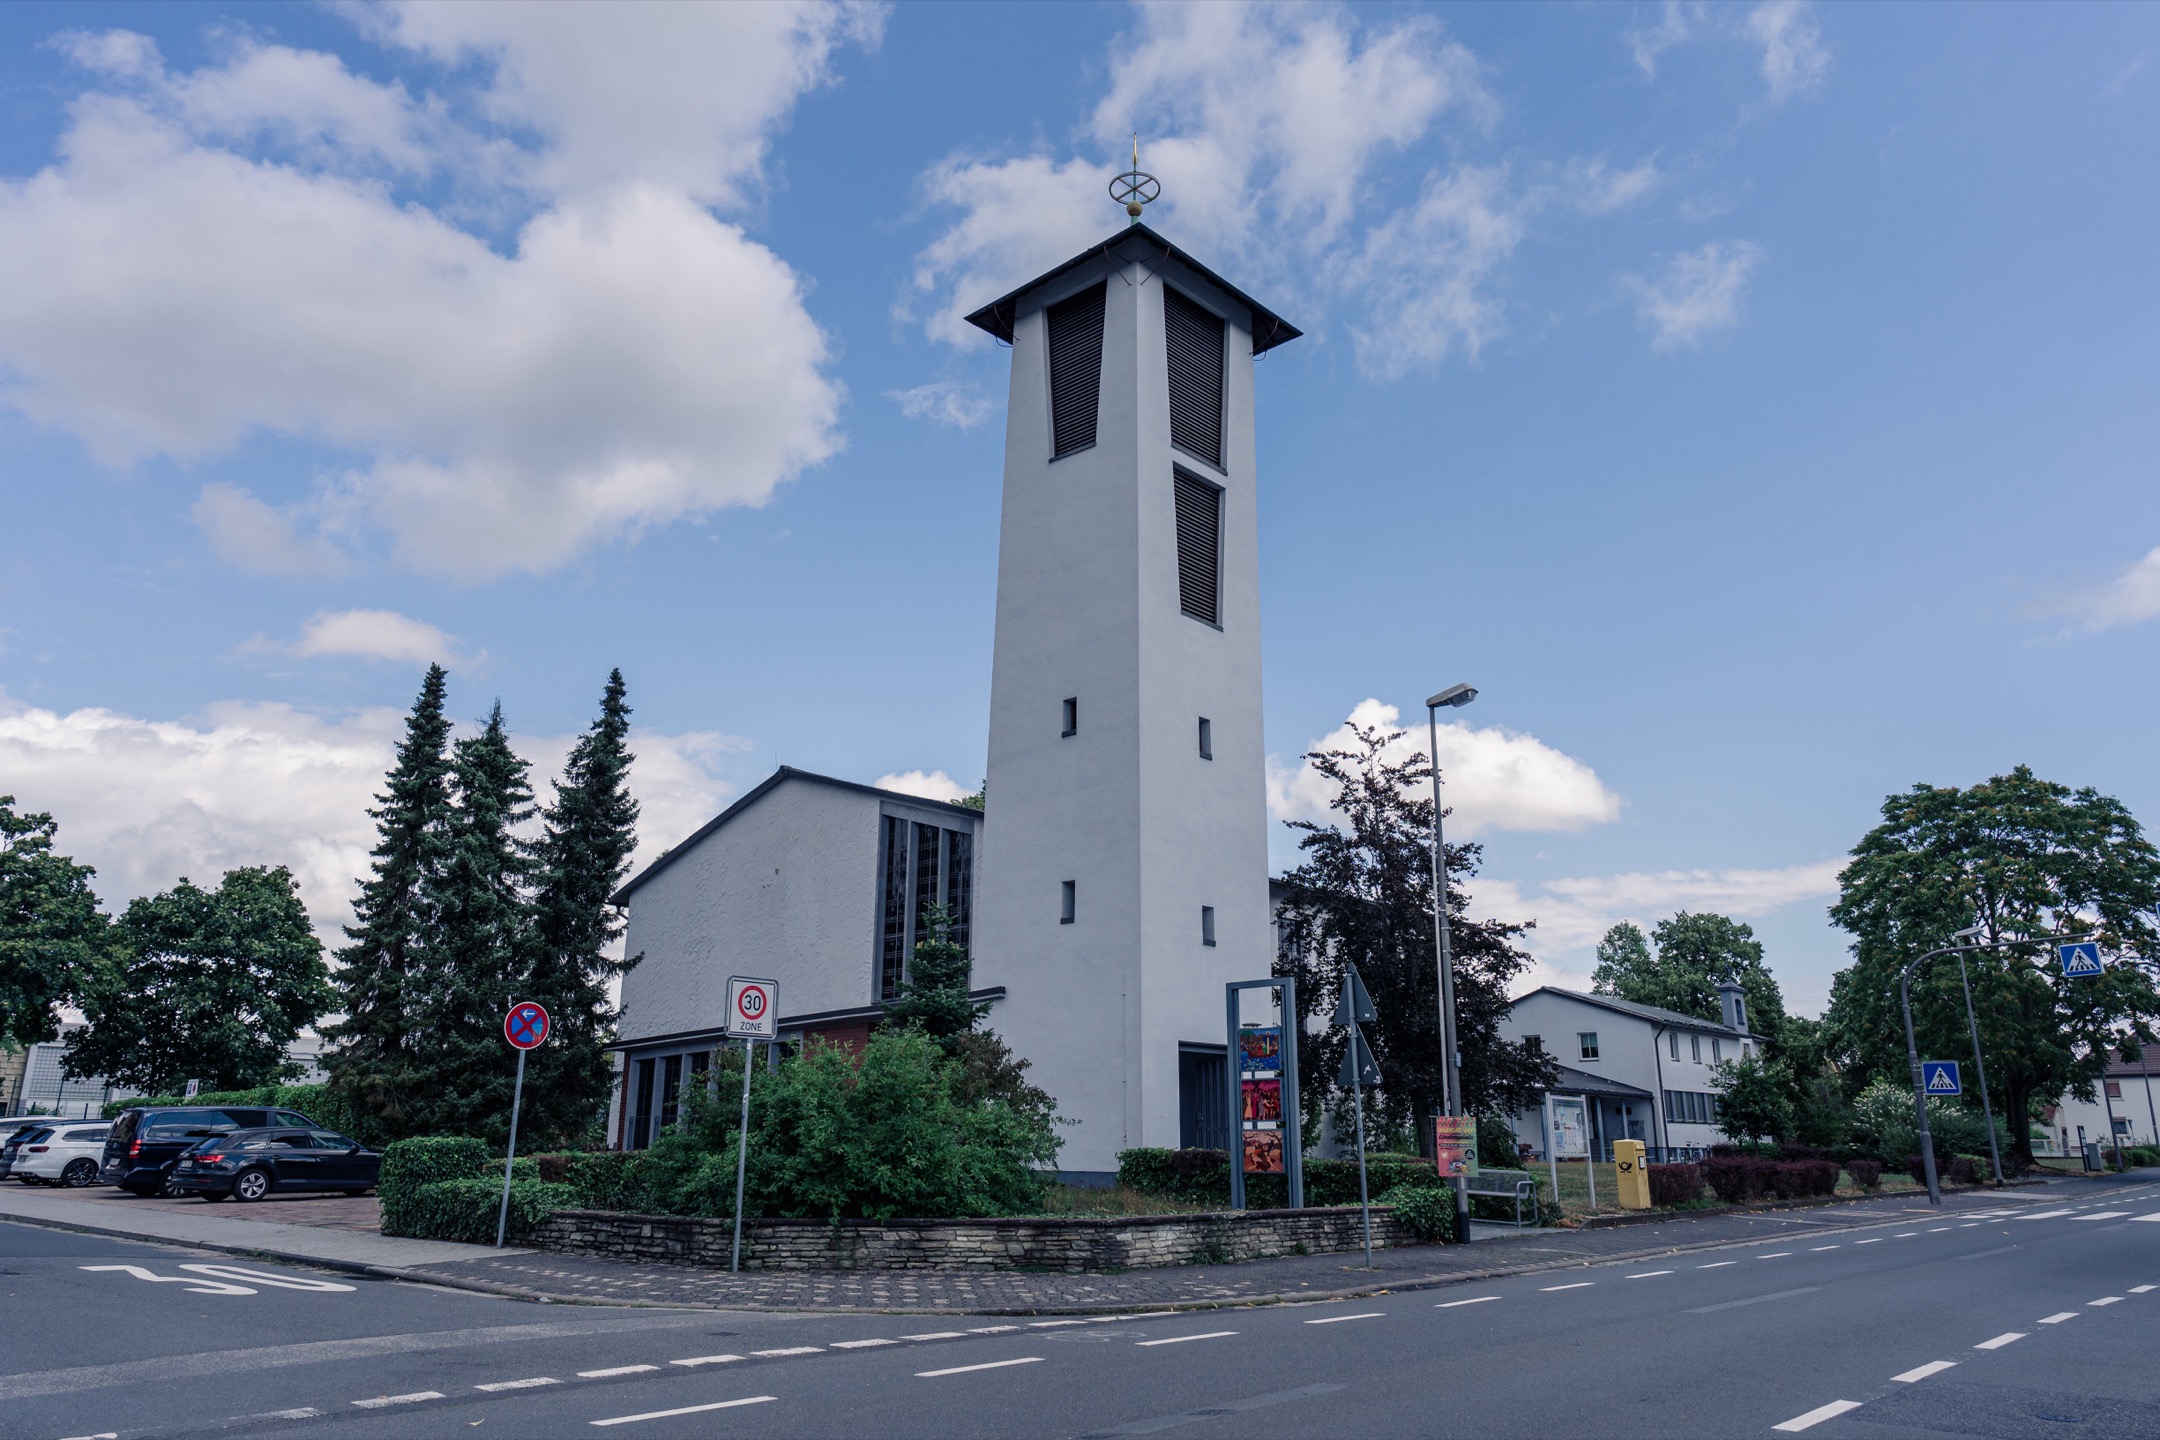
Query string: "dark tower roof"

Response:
xmin=962 ymin=222 xmax=1303 ymax=356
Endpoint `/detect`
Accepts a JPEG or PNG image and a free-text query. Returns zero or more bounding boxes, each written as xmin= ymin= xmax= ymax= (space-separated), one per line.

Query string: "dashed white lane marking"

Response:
xmin=1540 ymin=1282 xmax=1595 ymax=1291
xmin=2038 ymin=1312 xmax=2079 ymax=1325
xmin=1627 ymin=1271 xmax=1673 ymax=1279
xmin=2089 ymin=1297 xmax=2123 ymax=1307
xmin=917 ymin=1357 xmax=1045 ymax=1377
xmin=1974 ymin=1333 xmax=2024 ymax=1350
xmin=668 ymin=1355 xmax=742 ymax=1368
xmin=1926 ymin=1228 xmax=1951 ymax=1234
xmin=2074 ymin=1212 xmax=2131 ymax=1220
xmin=1896 ymin=1232 xmax=1919 ymax=1238
xmin=250 ymin=1410 xmax=323 ymax=1422
xmin=1136 ymin=1331 xmax=1238 ymax=1347
xmin=578 ymin=1365 xmax=659 ymax=1378
xmin=1698 ymin=1261 xmax=1737 ymax=1269
xmin=1759 ymin=1252 xmax=1793 ymax=1259
xmin=750 ymin=1347 xmax=821 ymax=1357
xmin=2132 ymin=1285 xmax=2157 ymax=1293
xmin=475 ymin=1377 xmax=558 ymax=1392
xmin=1892 ymin=1361 xmax=1957 ymax=1383
xmin=831 ymin=1339 xmax=897 ymax=1349
xmin=1773 ymin=1399 xmax=1863 ymax=1432
xmin=2015 ymin=1210 xmax=2074 ymax=1220
xmin=1437 ymin=1295 xmax=1500 ymax=1307
xmin=1028 ymin=1321 xmax=1089 ymax=1329
xmin=1811 ymin=1245 xmax=1841 ymax=1251
xmin=1959 ymin=1223 xmax=1980 ymax=1229
xmin=1855 ymin=1239 xmax=1883 ymax=1245
xmin=352 ymin=1392 xmax=444 ymax=1408
xmin=590 ymin=1396 xmax=775 ymax=1427
xmin=1304 ymin=1313 xmax=1385 ymax=1325
xmin=969 ymin=1325 xmax=1022 ymax=1334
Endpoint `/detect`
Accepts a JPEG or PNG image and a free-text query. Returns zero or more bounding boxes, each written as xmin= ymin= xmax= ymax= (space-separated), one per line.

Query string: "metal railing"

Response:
xmin=1463 ymin=1168 xmax=1539 ymax=1228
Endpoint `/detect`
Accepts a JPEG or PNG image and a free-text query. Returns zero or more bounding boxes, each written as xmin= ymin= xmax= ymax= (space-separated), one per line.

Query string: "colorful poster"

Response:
xmin=1242 ymin=1128 xmax=1285 ymax=1174
xmin=1237 ymin=1025 xmax=1282 ymax=1075
xmin=1242 ymin=1077 xmax=1283 ymax=1126
xmin=1550 ymin=1096 xmax=1588 ymax=1158
xmin=1432 ymin=1114 xmax=1477 ymax=1178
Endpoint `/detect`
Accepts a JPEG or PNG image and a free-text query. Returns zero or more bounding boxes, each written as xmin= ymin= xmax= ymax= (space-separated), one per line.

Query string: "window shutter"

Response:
xmin=1046 ymin=282 xmax=1106 ymax=457
xmin=1164 ymin=287 xmax=1225 ymax=468
xmin=1172 ymin=468 xmax=1221 ymax=625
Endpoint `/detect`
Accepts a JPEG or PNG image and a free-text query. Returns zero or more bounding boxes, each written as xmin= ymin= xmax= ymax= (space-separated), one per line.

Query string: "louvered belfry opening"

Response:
xmin=1164 ymin=286 xmax=1226 ymax=469
xmin=1173 ymin=466 xmax=1222 ymax=625
xmin=1046 ymin=281 xmax=1107 ymax=457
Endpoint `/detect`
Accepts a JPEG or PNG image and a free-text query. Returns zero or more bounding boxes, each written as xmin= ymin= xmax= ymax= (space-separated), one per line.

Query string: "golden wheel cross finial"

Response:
xmin=1109 ymin=134 xmax=1160 ymax=223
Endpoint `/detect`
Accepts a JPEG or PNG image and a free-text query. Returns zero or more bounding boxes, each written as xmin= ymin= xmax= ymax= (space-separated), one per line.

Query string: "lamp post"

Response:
xmin=1427 ymin=682 xmax=1477 ymax=1245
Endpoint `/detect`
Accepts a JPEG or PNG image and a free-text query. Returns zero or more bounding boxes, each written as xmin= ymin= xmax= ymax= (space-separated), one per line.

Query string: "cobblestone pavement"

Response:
xmin=46 ymin=1186 xmax=385 ymax=1233
xmin=408 ymin=1183 xmax=2068 ymax=1314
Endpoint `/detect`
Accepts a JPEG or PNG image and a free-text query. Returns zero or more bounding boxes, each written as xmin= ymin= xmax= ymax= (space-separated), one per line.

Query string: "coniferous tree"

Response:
xmin=884 ymin=903 xmax=990 ymax=1044
xmin=327 ymin=666 xmax=454 ymax=1124
xmin=522 ymin=670 xmax=642 ymax=1148
xmin=402 ymin=702 xmax=537 ymax=1144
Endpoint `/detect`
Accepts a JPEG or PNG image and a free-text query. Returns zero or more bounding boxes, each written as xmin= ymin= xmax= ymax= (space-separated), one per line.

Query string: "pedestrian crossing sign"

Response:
xmin=2059 ymin=942 xmax=2104 ymax=978
xmin=1922 ymin=1060 xmax=1961 ymax=1096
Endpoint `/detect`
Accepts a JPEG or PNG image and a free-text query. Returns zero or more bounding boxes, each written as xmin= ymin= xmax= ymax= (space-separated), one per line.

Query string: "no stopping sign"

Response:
xmin=725 ymin=976 xmax=777 ymax=1039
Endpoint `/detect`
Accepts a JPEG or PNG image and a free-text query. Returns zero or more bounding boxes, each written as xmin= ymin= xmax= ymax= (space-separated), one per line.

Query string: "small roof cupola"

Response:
xmin=1716 ymin=980 xmax=1748 ymax=1033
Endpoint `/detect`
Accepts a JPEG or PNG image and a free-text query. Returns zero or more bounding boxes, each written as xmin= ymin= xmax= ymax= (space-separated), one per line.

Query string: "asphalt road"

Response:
xmin=4 ymin=1176 xmax=2157 ymax=1439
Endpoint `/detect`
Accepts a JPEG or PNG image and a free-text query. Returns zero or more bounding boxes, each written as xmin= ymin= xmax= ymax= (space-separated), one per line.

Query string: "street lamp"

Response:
xmin=1427 ymin=683 xmax=1477 ymax=1244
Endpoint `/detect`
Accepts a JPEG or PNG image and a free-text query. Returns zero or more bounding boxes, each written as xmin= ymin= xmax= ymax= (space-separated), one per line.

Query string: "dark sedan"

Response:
xmin=168 ymin=1128 xmax=381 ymax=1202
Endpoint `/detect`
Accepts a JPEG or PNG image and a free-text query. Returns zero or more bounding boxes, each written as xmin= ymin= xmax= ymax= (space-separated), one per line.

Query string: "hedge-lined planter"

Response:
xmin=528 ymin=1205 xmax=1418 ymax=1273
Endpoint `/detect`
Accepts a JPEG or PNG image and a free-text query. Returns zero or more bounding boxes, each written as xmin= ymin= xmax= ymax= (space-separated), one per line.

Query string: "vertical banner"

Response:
xmin=1239 ymin=1022 xmax=1285 ymax=1172
xmin=1432 ymin=1114 xmax=1477 ymax=1180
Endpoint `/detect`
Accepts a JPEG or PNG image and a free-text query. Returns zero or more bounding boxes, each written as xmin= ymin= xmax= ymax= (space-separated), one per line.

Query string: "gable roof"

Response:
xmin=963 ymin=222 xmax=1303 ymax=356
xmin=1514 ymin=985 xmax=1755 ymax=1039
xmin=611 ymin=766 xmax=980 ymax=905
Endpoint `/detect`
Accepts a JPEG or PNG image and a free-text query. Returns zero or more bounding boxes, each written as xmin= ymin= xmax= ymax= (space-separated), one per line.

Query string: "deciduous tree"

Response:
xmin=0 ymin=797 xmax=110 ymax=1050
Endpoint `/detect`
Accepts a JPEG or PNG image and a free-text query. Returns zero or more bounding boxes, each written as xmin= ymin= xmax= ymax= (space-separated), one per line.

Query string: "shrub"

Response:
xmin=1476 ymin=1115 xmax=1521 ymax=1170
xmin=101 ymin=1083 xmax=381 ymax=1145
xmin=1117 ymin=1148 xmax=1231 ymax=1205
xmin=380 ymin=1136 xmax=491 ymax=1237
xmin=1113 ymin=1148 xmax=1449 ymax=1211
xmin=1647 ymin=1162 xmax=1704 ymax=1207
xmin=1702 ymin=1151 xmax=1766 ymax=1204
xmin=1845 ymin=1159 xmax=1883 ymax=1189
xmin=532 ymin=1150 xmax=647 ymax=1212
xmin=403 ymin=1177 xmax=577 ymax=1243
xmin=1702 ymin=1153 xmax=1836 ymax=1204
xmin=1379 ymin=1183 xmax=1456 ymax=1243
xmin=2127 ymin=1146 xmax=2160 ymax=1169
xmin=1903 ymin=1154 xmax=1980 ymax=1186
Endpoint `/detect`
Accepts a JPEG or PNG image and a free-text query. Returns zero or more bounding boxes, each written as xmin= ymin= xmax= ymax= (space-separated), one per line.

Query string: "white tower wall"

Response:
xmin=972 ymin=232 xmax=1277 ymax=1178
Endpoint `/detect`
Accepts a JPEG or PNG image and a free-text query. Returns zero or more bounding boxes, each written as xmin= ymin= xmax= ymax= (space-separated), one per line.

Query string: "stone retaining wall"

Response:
xmin=528 ymin=1205 xmax=1415 ymax=1273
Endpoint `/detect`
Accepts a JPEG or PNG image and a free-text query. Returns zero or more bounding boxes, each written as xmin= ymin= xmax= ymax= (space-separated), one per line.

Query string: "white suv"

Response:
xmin=13 ymin=1124 xmax=112 ymax=1188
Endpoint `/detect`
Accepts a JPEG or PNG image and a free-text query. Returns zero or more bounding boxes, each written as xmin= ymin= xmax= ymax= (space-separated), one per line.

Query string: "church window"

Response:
xmin=880 ymin=816 xmax=910 ymax=1000
xmin=944 ymin=829 xmax=974 ymax=955
xmin=1201 ymin=906 xmax=1216 ymax=946
xmin=1165 ymin=286 xmax=1225 ymax=468
xmin=1173 ymin=467 xmax=1222 ymax=625
xmin=1062 ymin=697 xmax=1077 ymax=736
xmin=1197 ymin=717 xmax=1212 ymax=759
xmin=1061 ymin=880 xmax=1076 ymax=924
xmin=1046 ymin=282 xmax=1106 ymax=457
xmin=880 ymin=816 xmax=975 ymax=1000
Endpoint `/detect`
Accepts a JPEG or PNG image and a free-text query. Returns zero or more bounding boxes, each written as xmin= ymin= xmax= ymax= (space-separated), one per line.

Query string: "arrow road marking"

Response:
xmin=79 ymin=1265 xmax=254 ymax=1296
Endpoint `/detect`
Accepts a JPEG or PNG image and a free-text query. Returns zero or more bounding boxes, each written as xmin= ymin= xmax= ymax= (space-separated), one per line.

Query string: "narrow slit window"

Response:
xmin=1201 ymin=906 xmax=1216 ymax=947
xmin=1173 ymin=467 xmax=1222 ymax=626
xmin=1164 ymin=286 xmax=1225 ymax=468
xmin=1690 ymin=1035 xmax=1701 ymax=1064
xmin=1197 ymin=717 xmax=1212 ymax=759
xmin=1046 ymin=282 xmax=1106 ymax=457
xmin=1060 ymin=880 xmax=1076 ymax=924
xmin=1062 ymin=697 xmax=1077 ymax=737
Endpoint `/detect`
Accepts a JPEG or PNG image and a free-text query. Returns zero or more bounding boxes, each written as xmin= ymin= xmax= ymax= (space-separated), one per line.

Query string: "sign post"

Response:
xmin=497 ymin=1001 xmax=550 ymax=1249
xmin=1335 ymin=965 xmax=1380 ymax=1267
xmin=724 ymin=976 xmax=777 ymax=1274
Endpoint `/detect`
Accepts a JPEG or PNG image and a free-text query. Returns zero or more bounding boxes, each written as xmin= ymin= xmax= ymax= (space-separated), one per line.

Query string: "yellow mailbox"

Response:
xmin=1613 ymin=1139 xmax=1651 ymax=1210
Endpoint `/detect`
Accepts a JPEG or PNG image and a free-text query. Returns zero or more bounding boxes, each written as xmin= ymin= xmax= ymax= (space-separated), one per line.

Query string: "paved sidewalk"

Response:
xmin=0 ymin=1183 xmax=513 ymax=1272
xmin=402 ymin=1180 xmax=2095 ymax=1314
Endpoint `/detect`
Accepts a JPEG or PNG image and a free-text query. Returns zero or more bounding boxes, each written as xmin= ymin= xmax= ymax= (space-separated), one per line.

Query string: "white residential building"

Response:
xmin=2047 ymin=1049 xmax=2160 ymax=1156
xmin=1498 ymin=983 xmax=1767 ymax=1158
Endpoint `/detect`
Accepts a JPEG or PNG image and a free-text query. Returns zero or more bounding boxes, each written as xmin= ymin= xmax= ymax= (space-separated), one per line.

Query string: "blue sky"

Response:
xmin=2 ymin=2 xmax=2156 ymax=1014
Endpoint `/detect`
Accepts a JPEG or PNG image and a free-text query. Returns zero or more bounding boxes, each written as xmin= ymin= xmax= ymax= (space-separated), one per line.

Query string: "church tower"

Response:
xmin=967 ymin=169 xmax=1301 ymax=1178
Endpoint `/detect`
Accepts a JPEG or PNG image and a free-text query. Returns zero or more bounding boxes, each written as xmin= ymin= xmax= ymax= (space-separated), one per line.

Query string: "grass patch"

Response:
xmin=1029 ymin=1184 xmax=1215 ymax=1218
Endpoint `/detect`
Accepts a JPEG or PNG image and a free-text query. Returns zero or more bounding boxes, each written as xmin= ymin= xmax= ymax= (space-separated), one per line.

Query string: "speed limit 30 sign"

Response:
xmin=725 ymin=976 xmax=778 ymax=1040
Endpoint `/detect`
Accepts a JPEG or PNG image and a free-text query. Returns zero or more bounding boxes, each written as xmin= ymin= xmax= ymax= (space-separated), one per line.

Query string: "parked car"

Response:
xmin=168 ymin=1128 xmax=380 ymax=1202
xmin=12 ymin=1123 xmax=112 ymax=1187
xmin=103 ymin=1105 xmax=318 ymax=1197
xmin=0 ymin=1120 xmax=55 ymax=1182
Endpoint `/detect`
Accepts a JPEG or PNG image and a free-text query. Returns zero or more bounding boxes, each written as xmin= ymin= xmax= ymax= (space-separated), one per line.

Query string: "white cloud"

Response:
xmin=2070 ymin=547 xmax=2160 ymax=632
xmin=1630 ymin=240 xmax=1762 ymax=351
xmin=294 ymin=609 xmax=467 ymax=667
xmin=1 ymin=12 xmax=872 ymax=580
xmin=1346 ymin=165 xmax=1525 ymax=375
xmin=1267 ymin=698 xmax=1621 ymax=841
xmin=874 ymin=769 xmax=972 ymax=804
xmin=1626 ymin=1 xmax=1829 ymax=104
xmin=0 ymin=690 xmax=740 ymax=944
xmin=889 ymin=381 xmax=997 ymax=431
xmin=1468 ymin=858 xmax=1843 ymax=991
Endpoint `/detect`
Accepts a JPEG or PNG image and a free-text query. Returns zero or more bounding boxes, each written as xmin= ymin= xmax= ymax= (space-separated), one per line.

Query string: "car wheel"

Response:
xmin=61 ymin=1158 xmax=98 ymax=1188
xmin=232 ymin=1167 xmax=272 ymax=1203
xmin=200 ymin=1190 xmax=231 ymax=1202
xmin=159 ymin=1175 xmax=189 ymax=1199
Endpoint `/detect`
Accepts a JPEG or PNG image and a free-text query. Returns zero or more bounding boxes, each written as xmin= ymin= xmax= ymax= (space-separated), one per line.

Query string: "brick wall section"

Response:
xmin=528 ymin=1206 xmax=1415 ymax=1273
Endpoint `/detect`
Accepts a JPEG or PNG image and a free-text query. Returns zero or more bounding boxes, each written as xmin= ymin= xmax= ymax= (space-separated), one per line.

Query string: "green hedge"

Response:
xmin=1378 ymin=1183 xmax=1457 ymax=1243
xmin=101 ymin=1083 xmax=379 ymax=1144
xmin=400 ymin=1177 xmax=577 ymax=1244
xmin=1115 ymin=1148 xmax=1449 ymax=1211
xmin=380 ymin=1136 xmax=491 ymax=1237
